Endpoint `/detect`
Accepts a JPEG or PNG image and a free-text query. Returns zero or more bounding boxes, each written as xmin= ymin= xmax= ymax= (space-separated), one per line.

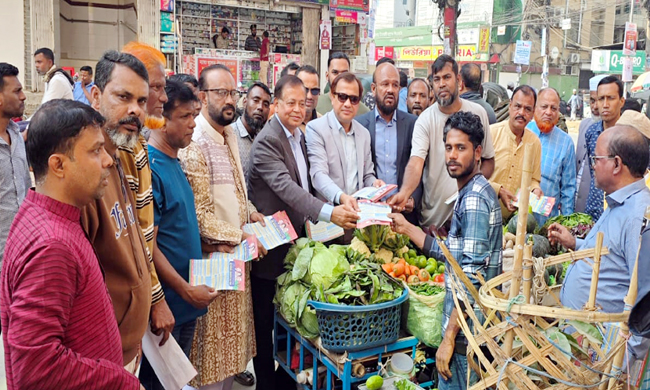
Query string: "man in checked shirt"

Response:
xmin=390 ymin=111 xmax=502 ymax=390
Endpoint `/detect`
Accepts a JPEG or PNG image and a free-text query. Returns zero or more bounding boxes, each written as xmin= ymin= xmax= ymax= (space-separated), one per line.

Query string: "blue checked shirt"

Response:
xmin=422 ymin=174 xmax=502 ymax=347
xmin=527 ymin=121 xmax=577 ymax=226
xmin=585 ymin=121 xmax=605 ymax=221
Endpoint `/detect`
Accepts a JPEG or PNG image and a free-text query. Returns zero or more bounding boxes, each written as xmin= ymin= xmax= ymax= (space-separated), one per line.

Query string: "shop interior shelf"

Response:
xmin=274 ymin=311 xmax=420 ymax=390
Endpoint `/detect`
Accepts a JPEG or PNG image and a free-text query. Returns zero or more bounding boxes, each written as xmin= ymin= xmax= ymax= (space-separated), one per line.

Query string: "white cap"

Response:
xmin=589 ymin=75 xmax=609 ymax=92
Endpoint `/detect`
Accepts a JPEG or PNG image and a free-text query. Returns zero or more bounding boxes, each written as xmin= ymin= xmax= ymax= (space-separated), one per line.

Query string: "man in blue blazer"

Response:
xmin=356 ymin=62 xmax=421 ymax=224
xmin=306 ymin=72 xmax=384 ymax=211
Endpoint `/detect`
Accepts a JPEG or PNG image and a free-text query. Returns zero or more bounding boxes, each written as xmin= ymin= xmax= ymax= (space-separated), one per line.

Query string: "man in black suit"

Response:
xmin=356 ymin=62 xmax=421 ymax=224
xmin=247 ymin=75 xmax=358 ymax=390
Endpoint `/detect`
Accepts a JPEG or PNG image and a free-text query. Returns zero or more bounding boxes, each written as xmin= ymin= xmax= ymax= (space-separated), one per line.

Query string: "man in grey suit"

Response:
xmin=306 ymin=72 xmax=384 ymax=212
xmin=356 ymin=62 xmax=421 ymax=224
xmin=247 ymin=75 xmax=358 ymax=390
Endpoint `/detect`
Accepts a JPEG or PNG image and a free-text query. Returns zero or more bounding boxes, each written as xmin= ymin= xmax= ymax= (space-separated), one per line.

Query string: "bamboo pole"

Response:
xmin=605 ymin=207 xmax=650 ymax=389
xmin=585 ymin=232 xmax=604 ymax=311
xmin=503 ymin=142 xmax=535 ymax=359
xmin=522 ymin=243 xmax=534 ymax=303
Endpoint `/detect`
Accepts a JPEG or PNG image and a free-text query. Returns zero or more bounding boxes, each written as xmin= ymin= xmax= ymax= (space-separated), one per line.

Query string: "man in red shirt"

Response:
xmin=260 ymin=31 xmax=270 ymax=85
xmin=1 ymin=99 xmax=142 ymax=389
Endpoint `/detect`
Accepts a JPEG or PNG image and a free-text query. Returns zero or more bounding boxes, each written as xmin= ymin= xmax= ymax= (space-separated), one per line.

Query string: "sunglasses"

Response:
xmin=305 ymin=87 xmax=321 ymax=96
xmin=333 ymin=92 xmax=361 ymax=105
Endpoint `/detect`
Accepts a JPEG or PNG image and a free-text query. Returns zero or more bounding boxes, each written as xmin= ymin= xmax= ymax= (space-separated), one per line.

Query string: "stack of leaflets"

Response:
xmin=189 ymin=236 xmax=259 ymax=291
xmin=357 ymin=201 xmax=392 ymax=228
xmin=513 ymin=190 xmax=556 ymax=217
xmin=351 ymin=184 xmax=398 ymax=202
xmin=242 ymin=211 xmax=298 ymax=250
xmin=306 ymin=220 xmax=345 ymax=242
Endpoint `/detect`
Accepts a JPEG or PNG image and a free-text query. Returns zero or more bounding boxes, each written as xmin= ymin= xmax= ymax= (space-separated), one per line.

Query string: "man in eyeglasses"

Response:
xmin=549 ymin=126 xmax=650 ymax=382
xmin=296 ymin=65 xmax=321 ymax=132
xmin=306 ymin=72 xmax=384 ymax=237
xmin=356 ymin=62 xmax=420 ymax=224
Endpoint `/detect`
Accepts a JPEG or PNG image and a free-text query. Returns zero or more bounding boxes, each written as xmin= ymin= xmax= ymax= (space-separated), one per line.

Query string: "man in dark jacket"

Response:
xmin=459 ymin=63 xmax=496 ymax=124
xmin=356 ymin=62 xmax=421 ymax=224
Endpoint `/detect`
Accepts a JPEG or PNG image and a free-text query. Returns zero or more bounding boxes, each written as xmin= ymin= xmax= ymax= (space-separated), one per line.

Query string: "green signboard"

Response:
xmin=591 ymin=50 xmax=646 ymax=75
xmin=374 ymin=26 xmax=433 ymax=47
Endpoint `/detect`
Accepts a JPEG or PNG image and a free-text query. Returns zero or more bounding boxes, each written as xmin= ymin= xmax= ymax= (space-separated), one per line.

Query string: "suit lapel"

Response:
xmin=396 ymin=111 xmax=405 ymax=174
xmin=354 ymin=121 xmax=365 ymax=191
xmin=274 ymin=117 xmax=303 ymax=187
xmin=328 ymin=112 xmax=347 ymax=184
xmin=367 ymin=113 xmax=378 ymax=172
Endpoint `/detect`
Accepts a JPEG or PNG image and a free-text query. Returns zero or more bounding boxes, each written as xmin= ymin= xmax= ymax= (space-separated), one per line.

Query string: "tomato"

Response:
xmin=434 ymin=274 xmax=445 ymax=283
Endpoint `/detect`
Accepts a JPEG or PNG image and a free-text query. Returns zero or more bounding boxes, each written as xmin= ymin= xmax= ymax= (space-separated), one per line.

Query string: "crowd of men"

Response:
xmin=1 ymin=40 xmax=650 ymax=390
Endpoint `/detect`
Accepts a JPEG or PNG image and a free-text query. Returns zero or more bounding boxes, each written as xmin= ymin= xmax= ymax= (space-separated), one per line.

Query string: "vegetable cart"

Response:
xmin=273 ymin=311 xmax=419 ymax=390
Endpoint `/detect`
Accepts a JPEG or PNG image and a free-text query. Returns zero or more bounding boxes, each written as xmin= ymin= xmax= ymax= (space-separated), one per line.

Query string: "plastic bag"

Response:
xmin=402 ymin=286 xmax=445 ymax=348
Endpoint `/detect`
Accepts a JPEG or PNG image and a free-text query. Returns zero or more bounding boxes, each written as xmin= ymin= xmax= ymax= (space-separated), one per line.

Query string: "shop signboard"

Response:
xmin=478 ymin=27 xmax=490 ymax=53
xmin=591 ymin=50 xmax=646 ymax=74
xmin=197 ymin=57 xmax=239 ymax=80
xmin=330 ymin=0 xmax=368 ymax=12
xmin=335 ymin=10 xmax=358 ymax=23
xmin=374 ymin=26 xmax=433 ymax=47
xmin=396 ymin=45 xmax=479 ymax=61
xmin=320 ymin=20 xmax=332 ymax=50
xmin=375 ymin=46 xmax=394 ymax=60
xmin=514 ymin=40 xmax=532 ymax=65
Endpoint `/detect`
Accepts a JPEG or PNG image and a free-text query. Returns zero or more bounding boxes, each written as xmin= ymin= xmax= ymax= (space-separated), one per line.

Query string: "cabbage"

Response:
xmin=309 ymin=245 xmax=350 ymax=290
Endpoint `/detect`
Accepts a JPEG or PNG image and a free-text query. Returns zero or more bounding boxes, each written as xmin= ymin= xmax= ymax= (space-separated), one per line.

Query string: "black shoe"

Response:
xmin=234 ymin=371 xmax=255 ymax=387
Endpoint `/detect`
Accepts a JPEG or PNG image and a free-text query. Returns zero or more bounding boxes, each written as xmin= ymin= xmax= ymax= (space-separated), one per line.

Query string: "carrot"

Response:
xmin=393 ymin=263 xmax=405 ymax=277
xmin=410 ymin=265 xmax=419 ymax=275
xmin=382 ymin=263 xmax=393 ymax=273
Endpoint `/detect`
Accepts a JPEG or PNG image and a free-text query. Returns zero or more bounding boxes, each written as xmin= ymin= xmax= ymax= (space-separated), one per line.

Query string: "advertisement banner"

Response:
xmin=622 ymin=57 xmax=633 ymax=82
xmin=514 ymin=40 xmax=532 ymax=65
xmin=197 ymin=57 xmax=238 ymax=80
xmin=592 ymin=50 xmax=646 ymax=74
xmin=624 ymin=22 xmax=637 ymax=56
xmin=396 ymin=45 xmax=478 ymax=61
xmin=320 ymin=20 xmax=332 ymax=50
xmin=330 ymin=0 xmax=368 ymax=12
xmin=375 ymin=46 xmax=395 ymax=60
xmin=335 ymin=9 xmax=358 ymax=23
xmin=478 ymin=27 xmax=490 ymax=53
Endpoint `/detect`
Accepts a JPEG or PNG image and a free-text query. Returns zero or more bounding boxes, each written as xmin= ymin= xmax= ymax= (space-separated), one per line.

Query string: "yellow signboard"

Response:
xmin=397 ymin=45 xmax=478 ymax=61
xmin=478 ymin=28 xmax=490 ymax=53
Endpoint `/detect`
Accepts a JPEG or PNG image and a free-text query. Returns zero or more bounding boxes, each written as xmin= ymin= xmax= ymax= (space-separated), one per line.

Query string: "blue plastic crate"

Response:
xmin=307 ymin=289 xmax=408 ymax=353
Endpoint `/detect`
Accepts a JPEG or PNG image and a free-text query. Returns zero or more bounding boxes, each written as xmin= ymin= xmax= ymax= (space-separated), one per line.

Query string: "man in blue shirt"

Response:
xmin=398 ymin=71 xmax=408 ymax=112
xmin=549 ymin=125 xmax=650 ymax=381
xmin=584 ymin=76 xmax=625 ymax=221
xmin=527 ymin=88 xmax=576 ymax=225
xmin=139 ymin=79 xmax=217 ymax=390
xmin=391 ymin=111 xmax=502 ymax=390
xmin=73 ymin=65 xmax=94 ymax=105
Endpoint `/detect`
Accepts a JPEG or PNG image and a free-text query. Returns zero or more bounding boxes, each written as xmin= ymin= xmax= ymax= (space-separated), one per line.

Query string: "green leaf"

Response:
xmin=562 ymin=331 xmax=589 ymax=357
xmin=292 ymin=247 xmax=313 ymax=281
xmin=545 ymin=328 xmax=571 ymax=358
xmin=566 ymin=320 xmax=603 ymax=344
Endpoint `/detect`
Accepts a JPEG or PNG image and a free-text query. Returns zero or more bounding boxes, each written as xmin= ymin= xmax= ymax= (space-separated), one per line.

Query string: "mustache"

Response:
xmin=118 ymin=116 xmax=143 ymax=130
xmin=222 ymin=104 xmax=236 ymax=112
xmin=515 ymin=115 xmax=526 ymax=121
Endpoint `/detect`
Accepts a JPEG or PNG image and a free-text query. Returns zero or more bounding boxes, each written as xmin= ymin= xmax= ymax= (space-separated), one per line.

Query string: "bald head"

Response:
xmin=459 ymin=63 xmax=482 ymax=93
xmin=601 ymin=125 xmax=649 ymax=178
xmin=373 ymin=62 xmax=400 ymax=84
xmin=373 ymin=62 xmax=400 ymax=116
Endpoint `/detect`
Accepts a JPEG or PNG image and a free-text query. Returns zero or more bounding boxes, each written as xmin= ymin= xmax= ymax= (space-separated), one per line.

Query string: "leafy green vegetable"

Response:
xmin=566 ymin=320 xmax=603 ymax=344
xmin=394 ymin=378 xmax=417 ymax=390
xmin=354 ymin=225 xmax=390 ymax=252
xmin=410 ymin=283 xmax=445 ymax=296
xmin=292 ymin=247 xmax=313 ymax=281
xmin=309 ymin=245 xmax=350 ymax=290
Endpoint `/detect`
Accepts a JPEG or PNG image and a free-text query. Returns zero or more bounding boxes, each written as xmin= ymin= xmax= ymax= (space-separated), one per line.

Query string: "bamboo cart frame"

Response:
xmin=437 ymin=143 xmax=642 ymax=390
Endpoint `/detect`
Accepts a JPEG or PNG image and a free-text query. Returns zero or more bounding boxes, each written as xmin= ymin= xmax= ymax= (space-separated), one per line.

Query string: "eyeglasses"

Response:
xmin=305 ymin=87 xmax=321 ymax=96
xmin=589 ymin=155 xmax=616 ymax=168
xmin=333 ymin=92 xmax=361 ymax=105
xmin=202 ymin=88 xmax=241 ymax=99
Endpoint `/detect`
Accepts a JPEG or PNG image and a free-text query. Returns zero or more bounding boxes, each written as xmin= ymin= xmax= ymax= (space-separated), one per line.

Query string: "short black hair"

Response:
xmin=427 ymin=74 xmax=433 ymax=83
xmin=408 ymin=78 xmax=430 ymax=94
xmin=399 ymin=71 xmax=408 ymax=88
xmin=95 ymin=50 xmax=148 ymax=92
xmin=295 ymin=64 xmax=318 ymax=78
xmin=247 ymin=81 xmax=271 ymax=98
xmin=459 ymin=63 xmax=481 ymax=92
xmin=331 ymin=72 xmax=363 ymax=96
xmin=432 ymin=54 xmax=458 ymax=76
xmin=328 ymin=52 xmax=350 ymax=68
xmin=198 ymin=64 xmax=232 ymax=91
xmin=443 ymin=111 xmax=484 ymax=149
xmin=376 ymin=57 xmax=395 ymax=66
xmin=27 ymin=99 xmax=106 ymax=183
xmin=263 ymin=31 xmax=269 ymax=38
xmin=34 ymin=47 xmax=54 ymax=62
xmin=598 ymin=75 xmax=624 ymax=98
xmin=608 ymin=127 xmax=649 ymax=177
xmin=222 ymin=27 xmax=230 ymax=34
xmin=251 ymin=24 xmax=257 ymax=30
xmin=621 ymin=98 xmax=642 ymax=113
xmin=512 ymin=85 xmax=537 ymax=106
xmin=169 ymin=73 xmax=199 ymax=88
xmin=274 ymin=75 xmax=304 ymax=100
xmin=163 ymin=79 xmax=199 ymax=119
xmin=79 ymin=65 xmax=93 ymax=75
xmin=0 ymin=62 xmax=19 ymax=91
xmin=281 ymin=62 xmax=301 ymax=78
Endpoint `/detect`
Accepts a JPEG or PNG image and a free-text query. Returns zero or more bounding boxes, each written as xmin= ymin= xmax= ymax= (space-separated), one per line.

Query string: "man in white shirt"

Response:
xmin=33 ymin=48 xmax=74 ymax=105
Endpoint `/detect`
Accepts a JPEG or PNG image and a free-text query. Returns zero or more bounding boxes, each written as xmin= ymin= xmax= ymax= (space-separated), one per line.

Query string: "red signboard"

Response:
xmin=197 ymin=57 xmax=238 ymax=80
xmin=375 ymin=46 xmax=394 ymax=60
xmin=335 ymin=10 xmax=358 ymax=23
xmin=330 ymin=0 xmax=368 ymax=12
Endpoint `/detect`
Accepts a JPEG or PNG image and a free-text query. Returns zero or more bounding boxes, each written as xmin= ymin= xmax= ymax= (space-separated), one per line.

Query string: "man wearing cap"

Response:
xmin=568 ymin=89 xmax=580 ymax=121
xmin=617 ymin=110 xmax=650 ymax=189
xmin=575 ymin=76 xmax=606 ymax=213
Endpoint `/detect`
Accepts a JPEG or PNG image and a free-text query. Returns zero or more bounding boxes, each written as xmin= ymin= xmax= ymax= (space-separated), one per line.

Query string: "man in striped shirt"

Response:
xmin=1 ymin=99 xmax=142 ymax=389
xmin=121 ymin=42 xmax=176 ymax=346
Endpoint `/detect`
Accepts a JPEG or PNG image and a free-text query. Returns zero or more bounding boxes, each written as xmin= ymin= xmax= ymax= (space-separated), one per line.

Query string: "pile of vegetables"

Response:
xmin=537 ymin=213 xmax=594 ymax=239
xmin=274 ymin=237 xmax=405 ymax=339
xmin=350 ymin=226 xmax=445 ymax=285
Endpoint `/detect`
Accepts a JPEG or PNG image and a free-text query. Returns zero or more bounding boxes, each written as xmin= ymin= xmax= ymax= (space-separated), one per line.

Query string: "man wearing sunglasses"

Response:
xmin=356 ymin=62 xmax=420 ymax=224
xmin=306 ymin=72 xmax=384 ymax=231
xmin=548 ymin=126 xmax=650 ymax=381
xmin=296 ymin=65 xmax=322 ymax=133
xmin=316 ymin=52 xmax=370 ymax=116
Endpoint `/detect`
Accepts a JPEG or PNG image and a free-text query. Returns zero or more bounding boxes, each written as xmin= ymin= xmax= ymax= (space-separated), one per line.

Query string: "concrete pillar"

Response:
xmin=29 ymin=0 xmax=56 ymax=92
xmin=0 ymin=0 xmax=26 ymax=86
xmin=137 ymin=0 xmax=160 ymax=48
xmin=302 ymin=8 xmax=320 ymax=72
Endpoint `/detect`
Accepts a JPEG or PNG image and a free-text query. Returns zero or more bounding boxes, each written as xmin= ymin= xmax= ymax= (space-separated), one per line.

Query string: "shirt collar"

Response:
xmin=606 ymin=179 xmax=648 ymax=208
xmin=276 ymin=114 xmax=300 ymax=140
xmin=331 ymin=112 xmax=353 ymax=135
xmin=374 ymin=107 xmax=397 ymax=124
xmin=458 ymin=174 xmax=481 ymax=198
xmin=235 ymin=118 xmax=251 ymax=139
xmin=26 ymin=189 xmax=81 ymax=222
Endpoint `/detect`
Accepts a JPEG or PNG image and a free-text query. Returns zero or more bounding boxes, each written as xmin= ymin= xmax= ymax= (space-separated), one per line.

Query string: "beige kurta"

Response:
xmin=179 ymin=113 xmax=257 ymax=386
